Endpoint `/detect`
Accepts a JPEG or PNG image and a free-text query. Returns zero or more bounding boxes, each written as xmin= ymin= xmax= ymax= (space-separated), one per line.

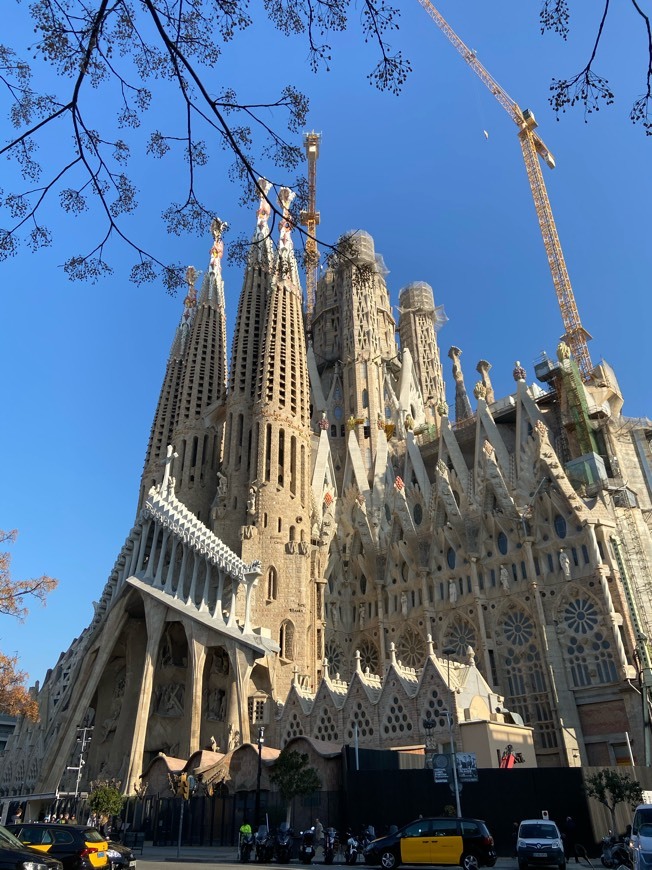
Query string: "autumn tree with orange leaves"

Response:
xmin=0 ymin=529 xmax=57 ymax=720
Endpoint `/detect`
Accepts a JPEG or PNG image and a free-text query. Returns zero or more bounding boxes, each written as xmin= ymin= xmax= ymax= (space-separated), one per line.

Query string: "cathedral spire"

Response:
xmin=276 ymin=187 xmax=300 ymax=287
xmin=171 ymin=219 xmax=229 ymax=522
xmin=137 ymin=268 xmax=197 ymax=512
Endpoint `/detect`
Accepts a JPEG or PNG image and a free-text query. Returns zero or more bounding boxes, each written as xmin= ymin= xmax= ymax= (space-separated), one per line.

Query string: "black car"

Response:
xmin=363 ymin=817 xmax=497 ymax=870
xmin=106 ymin=842 xmax=135 ymax=870
xmin=0 ymin=824 xmax=64 ymax=870
xmin=7 ymin=824 xmax=109 ymax=870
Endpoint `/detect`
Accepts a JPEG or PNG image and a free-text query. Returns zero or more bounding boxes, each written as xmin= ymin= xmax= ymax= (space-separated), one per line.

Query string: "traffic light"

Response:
xmin=179 ymin=772 xmax=190 ymax=800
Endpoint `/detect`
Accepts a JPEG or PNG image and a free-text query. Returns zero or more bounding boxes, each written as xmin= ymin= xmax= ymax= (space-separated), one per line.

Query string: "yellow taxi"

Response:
xmin=7 ymin=823 xmax=109 ymax=870
xmin=363 ymin=817 xmax=497 ymax=870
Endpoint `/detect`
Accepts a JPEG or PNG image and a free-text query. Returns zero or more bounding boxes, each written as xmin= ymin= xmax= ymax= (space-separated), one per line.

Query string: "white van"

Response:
xmin=630 ymin=805 xmax=652 ymax=870
xmin=517 ymin=819 xmax=565 ymax=870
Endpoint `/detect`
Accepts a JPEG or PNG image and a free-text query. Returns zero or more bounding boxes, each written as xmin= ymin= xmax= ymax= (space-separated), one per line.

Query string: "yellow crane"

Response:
xmin=416 ymin=0 xmax=594 ymax=382
xmin=300 ymin=131 xmax=321 ymax=330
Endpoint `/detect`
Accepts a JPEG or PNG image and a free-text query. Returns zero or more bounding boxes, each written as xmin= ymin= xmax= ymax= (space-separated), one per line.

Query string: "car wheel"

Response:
xmin=461 ymin=854 xmax=479 ymax=870
xmin=380 ymin=851 xmax=398 ymax=870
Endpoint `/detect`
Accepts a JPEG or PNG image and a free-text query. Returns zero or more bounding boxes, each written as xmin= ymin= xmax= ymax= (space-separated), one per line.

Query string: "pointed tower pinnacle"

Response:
xmin=137 ymin=267 xmax=197 ymax=512
xmin=276 ymin=187 xmax=301 ymax=287
xmin=448 ymin=346 xmax=473 ymax=422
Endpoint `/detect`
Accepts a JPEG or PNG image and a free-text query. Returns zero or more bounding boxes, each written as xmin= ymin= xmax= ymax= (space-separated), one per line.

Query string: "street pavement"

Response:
xmin=133 ymin=850 xmax=572 ymax=870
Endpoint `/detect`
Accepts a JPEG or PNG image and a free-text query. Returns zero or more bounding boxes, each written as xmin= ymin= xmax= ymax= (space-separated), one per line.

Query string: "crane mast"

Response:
xmin=416 ymin=0 xmax=593 ymax=382
xmin=301 ymin=131 xmax=321 ymax=330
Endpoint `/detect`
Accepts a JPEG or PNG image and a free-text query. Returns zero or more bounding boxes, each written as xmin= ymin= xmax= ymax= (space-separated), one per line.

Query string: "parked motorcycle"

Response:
xmin=255 ymin=825 xmax=275 ymax=863
xmin=345 ymin=827 xmax=374 ymax=865
xmin=240 ymin=831 xmax=255 ymax=863
xmin=299 ymin=827 xmax=316 ymax=864
xmin=601 ymin=833 xmax=632 ymax=868
xmin=323 ymin=828 xmax=337 ymax=865
xmin=274 ymin=822 xmax=293 ymax=863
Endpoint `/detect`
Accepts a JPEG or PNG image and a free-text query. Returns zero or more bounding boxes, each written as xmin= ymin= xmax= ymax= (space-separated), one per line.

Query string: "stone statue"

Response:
xmin=500 ymin=565 xmax=510 ymax=591
xmin=401 ymin=591 xmax=408 ymax=617
xmin=247 ymin=485 xmax=257 ymax=516
xmin=358 ymin=603 xmax=366 ymax=629
xmin=559 ymin=550 xmax=571 ymax=580
xmin=331 ymin=602 xmax=339 ymax=628
xmin=216 ymin=471 xmax=228 ymax=498
xmin=449 ymin=580 xmax=458 ymax=604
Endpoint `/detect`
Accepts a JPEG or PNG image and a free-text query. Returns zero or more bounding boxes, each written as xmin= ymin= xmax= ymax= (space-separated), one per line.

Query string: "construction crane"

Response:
xmin=300 ymin=131 xmax=321 ymax=331
xmin=416 ymin=0 xmax=594 ymax=382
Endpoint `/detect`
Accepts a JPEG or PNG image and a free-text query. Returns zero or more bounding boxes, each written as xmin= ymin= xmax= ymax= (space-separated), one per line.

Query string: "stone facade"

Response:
xmin=3 ymin=190 xmax=652 ymax=803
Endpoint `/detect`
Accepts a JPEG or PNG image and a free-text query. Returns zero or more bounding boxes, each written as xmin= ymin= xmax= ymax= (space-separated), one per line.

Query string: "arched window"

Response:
xmin=280 ymin=620 xmax=295 ymax=660
xmin=267 ymin=567 xmax=278 ymax=602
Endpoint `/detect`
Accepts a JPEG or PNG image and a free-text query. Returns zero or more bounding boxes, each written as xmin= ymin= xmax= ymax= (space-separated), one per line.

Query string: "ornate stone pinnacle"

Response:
xmin=210 ymin=217 xmax=228 ymax=243
xmin=473 ymin=381 xmax=487 ymax=400
xmin=513 ymin=361 xmax=527 ymax=382
xmin=556 ymin=340 xmax=571 ymax=362
xmin=256 ymin=178 xmax=272 ymax=231
xmin=437 ymin=399 xmax=449 ymax=417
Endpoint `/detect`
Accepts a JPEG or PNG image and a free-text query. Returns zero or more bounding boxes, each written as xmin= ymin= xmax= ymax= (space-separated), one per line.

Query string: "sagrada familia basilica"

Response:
xmin=3 ymin=178 xmax=652 ymax=806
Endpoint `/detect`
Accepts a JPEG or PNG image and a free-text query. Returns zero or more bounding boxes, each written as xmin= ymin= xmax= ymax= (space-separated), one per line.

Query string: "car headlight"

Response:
xmin=107 ymin=850 xmax=122 ymax=859
xmin=22 ymin=862 xmax=48 ymax=870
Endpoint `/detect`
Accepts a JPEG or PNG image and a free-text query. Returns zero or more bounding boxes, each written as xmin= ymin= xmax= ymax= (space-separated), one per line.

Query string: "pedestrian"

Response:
xmin=314 ymin=818 xmax=324 ymax=859
xmin=11 ymin=807 xmax=22 ymax=824
xmin=564 ymin=816 xmax=578 ymax=863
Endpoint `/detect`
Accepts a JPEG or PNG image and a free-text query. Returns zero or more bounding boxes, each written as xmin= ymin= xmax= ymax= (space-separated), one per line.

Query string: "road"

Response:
xmin=135 ymin=856 xmax=526 ymax=870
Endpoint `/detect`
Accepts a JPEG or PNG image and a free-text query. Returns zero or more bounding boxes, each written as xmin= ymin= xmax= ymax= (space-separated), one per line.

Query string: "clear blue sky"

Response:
xmin=1 ymin=0 xmax=650 ymax=687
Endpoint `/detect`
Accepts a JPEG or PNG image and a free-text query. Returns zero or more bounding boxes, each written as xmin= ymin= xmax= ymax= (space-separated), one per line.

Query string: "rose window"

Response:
xmin=445 ymin=620 xmax=477 ymax=657
xmin=397 ymin=628 xmax=426 ymax=668
xmin=325 ymin=640 xmax=343 ymax=676
xmin=563 ymin=598 xmax=599 ymax=635
xmin=502 ymin=610 xmax=534 ymax=646
xmin=359 ymin=639 xmax=379 ymax=673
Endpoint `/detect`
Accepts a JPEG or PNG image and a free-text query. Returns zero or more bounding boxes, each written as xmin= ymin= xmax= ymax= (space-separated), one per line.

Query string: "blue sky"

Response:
xmin=1 ymin=0 xmax=650 ymax=687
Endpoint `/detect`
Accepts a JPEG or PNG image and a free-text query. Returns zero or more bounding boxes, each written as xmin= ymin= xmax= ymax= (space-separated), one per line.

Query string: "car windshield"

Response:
xmin=520 ymin=824 xmax=558 ymax=840
xmin=0 ymin=824 xmax=27 ymax=848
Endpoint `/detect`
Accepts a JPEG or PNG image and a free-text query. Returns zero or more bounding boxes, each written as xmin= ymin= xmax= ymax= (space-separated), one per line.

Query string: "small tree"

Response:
xmin=585 ymin=768 xmax=643 ymax=833
xmin=0 ymin=529 xmax=57 ymax=720
xmin=269 ymin=748 xmax=322 ymax=824
xmin=88 ymin=779 xmax=125 ymax=825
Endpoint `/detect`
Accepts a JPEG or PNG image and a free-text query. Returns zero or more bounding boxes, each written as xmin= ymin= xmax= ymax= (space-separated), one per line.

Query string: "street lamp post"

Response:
xmin=441 ymin=647 xmax=462 ymax=817
xmin=254 ymin=726 xmax=265 ymax=828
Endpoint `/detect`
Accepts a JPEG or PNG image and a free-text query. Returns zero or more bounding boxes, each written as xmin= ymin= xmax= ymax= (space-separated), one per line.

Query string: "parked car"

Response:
xmin=516 ymin=819 xmax=566 ymax=870
xmin=0 ymin=824 xmax=64 ymax=870
xmin=7 ymin=824 xmax=109 ymax=870
xmin=629 ymin=804 xmax=652 ymax=870
xmin=106 ymin=842 xmax=135 ymax=870
xmin=363 ymin=816 xmax=496 ymax=870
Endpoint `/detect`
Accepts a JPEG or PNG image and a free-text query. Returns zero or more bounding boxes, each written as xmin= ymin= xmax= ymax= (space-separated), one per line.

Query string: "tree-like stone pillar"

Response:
xmin=476 ymin=360 xmax=495 ymax=405
xmin=448 ymin=346 xmax=472 ymax=422
xmin=243 ymin=564 xmax=262 ymax=634
xmin=183 ymin=627 xmax=207 ymax=758
xmin=226 ymin=578 xmax=240 ymax=628
xmin=125 ymin=598 xmax=167 ymax=789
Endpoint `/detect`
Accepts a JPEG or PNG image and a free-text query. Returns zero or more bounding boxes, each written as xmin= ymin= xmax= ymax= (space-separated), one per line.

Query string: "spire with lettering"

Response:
xmin=171 ymin=219 xmax=229 ymax=523
xmin=137 ymin=268 xmax=197 ymax=512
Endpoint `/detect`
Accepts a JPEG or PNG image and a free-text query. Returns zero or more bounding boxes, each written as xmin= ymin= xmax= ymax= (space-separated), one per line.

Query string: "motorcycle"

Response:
xmin=299 ymin=827 xmax=316 ymax=865
xmin=240 ymin=831 xmax=255 ymax=864
xmin=323 ymin=828 xmax=337 ymax=865
xmin=274 ymin=822 xmax=293 ymax=863
xmin=345 ymin=827 xmax=373 ymax=865
xmin=255 ymin=825 xmax=275 ymax=863
xmin=601 ymin=833 xmax=632 ymax=868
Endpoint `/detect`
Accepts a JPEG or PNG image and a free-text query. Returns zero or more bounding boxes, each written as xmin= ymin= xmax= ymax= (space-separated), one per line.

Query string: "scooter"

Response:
xmin=299 ymin=827 xmax=316 ymax=864
xmin=240 ymin=831 xmax=255 ymax=863
xmin=255 ymin=825 xmax=275 ymax=863
xmin=274 ymin=822 xmax=293 ymax=863
xmin=323 ymin=828 xmax=337 ymax=865
xmin=601 ymin=834 xmax=632 ymax=869
xmin=344 ymin=829 xmax=360 ymax=865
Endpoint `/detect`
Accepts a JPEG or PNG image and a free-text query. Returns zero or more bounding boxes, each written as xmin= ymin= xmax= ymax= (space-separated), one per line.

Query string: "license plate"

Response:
xmin=534 ymin=852 xmax=547 ymax=858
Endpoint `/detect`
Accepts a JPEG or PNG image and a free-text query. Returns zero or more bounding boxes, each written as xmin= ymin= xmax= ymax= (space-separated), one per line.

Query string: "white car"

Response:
xmin=517 ymin=819 xmax=566 ymax=870
xmin=630 ymin=805 xmax=652 ymax=870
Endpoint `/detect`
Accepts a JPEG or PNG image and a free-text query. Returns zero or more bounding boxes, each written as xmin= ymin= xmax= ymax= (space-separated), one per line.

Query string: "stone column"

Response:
xmin=125 ymin=598 xmax=167 ymax=789
xmin=183 ymin=626 xmax=207 ymax=758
